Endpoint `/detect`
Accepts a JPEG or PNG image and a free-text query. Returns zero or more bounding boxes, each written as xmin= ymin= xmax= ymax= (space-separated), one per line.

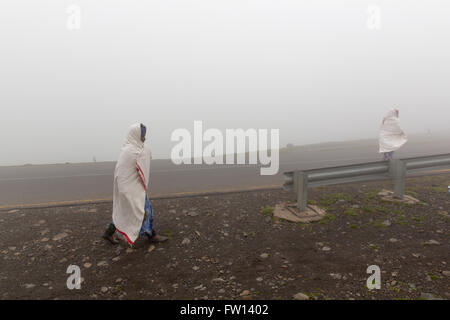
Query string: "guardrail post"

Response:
xmin=295 ymin=171 xmax=308 ymax=210
xmin=389 ymin=159 xmax=406 ymax=199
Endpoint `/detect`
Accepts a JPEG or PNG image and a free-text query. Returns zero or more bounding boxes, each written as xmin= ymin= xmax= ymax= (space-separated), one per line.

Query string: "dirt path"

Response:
xmin=1 ymin=174 xmax=449 ymax=300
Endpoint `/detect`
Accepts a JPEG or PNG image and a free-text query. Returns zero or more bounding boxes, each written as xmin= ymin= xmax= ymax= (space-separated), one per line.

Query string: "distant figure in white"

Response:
xmin=102 ymin=123 xmax=168 ymax=246
xmin=379 ymin=109 xmax=407 ymax=160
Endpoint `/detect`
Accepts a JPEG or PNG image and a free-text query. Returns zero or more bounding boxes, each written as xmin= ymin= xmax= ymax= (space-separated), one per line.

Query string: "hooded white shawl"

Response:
xmin=379 ymin=109 xmax=408 ymax=153
xmin=112 ymin=123 xmax=151 ymax=245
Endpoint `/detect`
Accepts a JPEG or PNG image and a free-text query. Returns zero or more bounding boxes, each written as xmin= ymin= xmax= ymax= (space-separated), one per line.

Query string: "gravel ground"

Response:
xmin=0 ymin=174 xmax=449 ymax=300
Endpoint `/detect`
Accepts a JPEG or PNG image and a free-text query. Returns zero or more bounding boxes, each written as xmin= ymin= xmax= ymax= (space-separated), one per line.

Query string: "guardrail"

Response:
xmin=283 ymin=153 xmax=450 ymax=210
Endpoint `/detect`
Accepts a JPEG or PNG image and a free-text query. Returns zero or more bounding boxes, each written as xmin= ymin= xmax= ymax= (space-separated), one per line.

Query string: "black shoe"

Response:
xmin=102 ymin=234 xmax=119 ymax=245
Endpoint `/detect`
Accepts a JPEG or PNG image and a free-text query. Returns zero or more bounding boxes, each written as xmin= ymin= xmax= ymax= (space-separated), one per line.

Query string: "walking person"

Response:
xmin=379 ymin=109 xmax=408 ymax=160
xmin=103 ymin=123 xmax=168 ymax=246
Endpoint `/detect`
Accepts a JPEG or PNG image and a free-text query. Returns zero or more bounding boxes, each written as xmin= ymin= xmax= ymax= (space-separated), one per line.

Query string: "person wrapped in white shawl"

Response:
xmin=102 ymin=123 xmax=168 ymax=246
xmin=379 ymin=109 xmax=408 ymax=160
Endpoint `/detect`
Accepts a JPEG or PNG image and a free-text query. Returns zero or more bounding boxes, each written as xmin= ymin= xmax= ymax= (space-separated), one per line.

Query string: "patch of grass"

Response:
xmin=362 ymin=206 xmax=376 ymax=214
xmin=406 ymin=190 xmax=418 ymax=197
xmin=369 ymin=244 xmax=379 ymax=250
xmin=412 ymin=216 xmax=425 ymax=223
xmin=165 ymin=230 xmax=174 ymax=238
xmin=374 ymin=205 xmax=391 ymax=214
xmin=308 ymin=199 xmax=318 ymax=205
xmin=427 ymin=186 xmax=447 ymax=193
xmin=372 ymin=220 xmax=388 ymax=228
xmin=319 ymin=213 xmax=336 ymax=224
xmin=349 ymin=224 xmax=359 ymax=229
xmin=320 ymin=193 xmax=352 ymax=207
xmin=395 ymin=216 xmax=408 ymax=226
xmin=272 ymin=216 xmax=282 ymax=222
xmin=364 ymin=190 xmax=379 ymax=202
xmin=261 ymin=207 xmax=274 ymax=216
xmin=389 ymin=286 xmax=401 ymax=293
xmin=344 ymin=208 xmax=358 ymax=216
xmin=428 ymin=273 xmax=439 ymax=281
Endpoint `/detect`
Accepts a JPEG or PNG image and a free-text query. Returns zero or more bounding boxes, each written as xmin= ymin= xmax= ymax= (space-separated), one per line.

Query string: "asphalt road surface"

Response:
xmin=0 ymin=135 xmax=448 ymax=207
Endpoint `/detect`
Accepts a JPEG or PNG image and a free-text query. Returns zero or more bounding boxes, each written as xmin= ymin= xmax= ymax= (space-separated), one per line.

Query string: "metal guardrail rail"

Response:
xmin=283 ymin=153 xmax=450 ymax=210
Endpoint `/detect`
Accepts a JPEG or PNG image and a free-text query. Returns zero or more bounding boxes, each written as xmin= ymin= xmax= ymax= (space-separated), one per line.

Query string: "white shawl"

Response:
xmin=112 ymin=123 xmax=151 ymax=245
xmin=379 ymin=109 xmax=408 ymax=153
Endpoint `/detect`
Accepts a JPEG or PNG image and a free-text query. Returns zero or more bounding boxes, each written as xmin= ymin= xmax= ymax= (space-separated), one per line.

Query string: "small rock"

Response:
xmin=97 ymin=261 xmax=108 ymax=267
xmin=187 ymin=211 xmax=198 ymax=217
xmin=147 ymin=245 xmax=156 ymax=253
xmin=125 ymin=248 xmax=134 ymax=254
xmin=330 ymin=273 xmax=342 ymax=280
xmin=322 ymin=246 xmax=331 ymax=251
xmin=83 ymin=263 xmax=92 ymax=268
xmin=437 ymin=210 xmax=448 ymax=217
xmin=442 ymin=271 xmax=450 ymax=277
xmin=112 ymin=256 xmax=120 ymax=262
xmin=293 ymin=292 xmax=309 ymax=300
xmin=240 ymin=290 xmax=250 ymax=296
xmin=260 ymin=253 xmax=269 ymax=259
xmin=212 ymin=278 xmax=226 ymax=283
xmin=8 ymin=209 xmax=20 ymax=213
xmin=181 ymin=238 xmax=191 ymax=245
xmin=52 ymin=232 xmax=68 ymax=241
xmin=24 ymin=284 xmax=35 ymax=289
xmin=389 ymin=238 xmax=398 ymax=243
xmin=256 ymin=277 xmax=263 ymax=282
xmin=423 ymin=240 xmax=440 ymax=245
xmin=115 ymin=278 xmax=122 ymax=283
xmin=101 ymin=287 xmax=109 ymax=293
xmin=382 ymin=220 xmax=391 ymax=227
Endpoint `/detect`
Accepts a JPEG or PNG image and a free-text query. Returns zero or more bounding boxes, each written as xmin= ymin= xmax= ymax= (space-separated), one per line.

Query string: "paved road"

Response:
xmin=0 ymin=135 xmax=448 ymax=207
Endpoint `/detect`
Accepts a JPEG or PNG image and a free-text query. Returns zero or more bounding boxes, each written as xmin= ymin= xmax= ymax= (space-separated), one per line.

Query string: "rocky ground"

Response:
xmin=0 ymin=174 xmax=449 ymax=300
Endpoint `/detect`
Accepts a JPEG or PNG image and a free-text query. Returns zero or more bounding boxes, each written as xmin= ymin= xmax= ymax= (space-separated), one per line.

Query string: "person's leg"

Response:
xmin=102 ymin=222 xmax=119 ymax=245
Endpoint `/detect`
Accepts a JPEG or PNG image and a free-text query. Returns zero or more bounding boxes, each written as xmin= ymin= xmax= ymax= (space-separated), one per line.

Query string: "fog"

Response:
xmin=0 ymin=0 xmax=449 ymax=165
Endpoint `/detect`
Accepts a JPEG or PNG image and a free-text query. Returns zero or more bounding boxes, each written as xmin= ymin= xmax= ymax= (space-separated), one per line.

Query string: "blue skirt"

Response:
xmin=139 ymin=194 xmax=154 ymax=237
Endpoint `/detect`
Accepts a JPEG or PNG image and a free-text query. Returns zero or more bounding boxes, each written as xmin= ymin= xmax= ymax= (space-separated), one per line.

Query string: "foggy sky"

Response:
xmin=1 ymin=0 xmax=449 ymax=165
